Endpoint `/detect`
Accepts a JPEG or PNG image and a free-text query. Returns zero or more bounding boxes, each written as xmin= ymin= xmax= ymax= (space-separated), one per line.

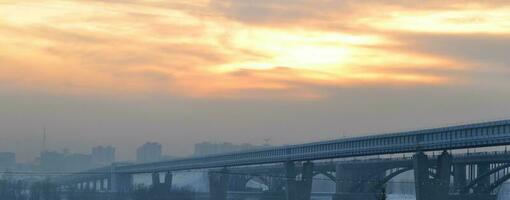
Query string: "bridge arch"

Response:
xmin=311 ymin=171 xmax=336 ymax=193
xmin=313 ymin=171 xmax=336 ymax=182
xmin=378 ymin=168 xmax=413 ymax=187
xmin=350 ymin=166 xmax=412 ymax=192
xmin=461 ymin=163 xmax=510 ymax=193
xmin=372 ymin=167 xmax=413 ymax=191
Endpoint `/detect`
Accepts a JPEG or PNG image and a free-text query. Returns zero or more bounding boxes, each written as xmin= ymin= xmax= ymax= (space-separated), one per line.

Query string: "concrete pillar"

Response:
xmin=414 ymin=151 xmax=432 ymax=200
xmin=476 ymin=163 xmax=490 ymax=193
xmin=92 ymin=180 xmax=97 ymax=191
xmin=164 ymin=172 xmax=173 ymax=190
xmin=411 ymin=151 xmax=451 ymax=200
xmin=282 ymin=161 xmax=315 ymax=200
xmin=435 ymin=151 xmax=452 ymax=199
xmin=299 ymin=161 xmax=314 ymax=200
xmin=107 ymin=178 xmax=111 ymax=191
xmin=99 ymin=179 xmax=105 ymax=191
xmin=152 ymin=172 xmax=161 ymax=188
xmin=109 ymin=173 xmax=133 ymax=193
xmin=285 ymin=161 xmax=297 ymax=200
xmin=454 ymin=164 xmax=467 ymax=190
xmin=209 ymin=168 xmax=229 ymax=200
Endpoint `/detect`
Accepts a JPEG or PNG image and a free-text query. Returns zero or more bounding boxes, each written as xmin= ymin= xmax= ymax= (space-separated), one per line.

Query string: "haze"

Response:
xmin=1 ymin=0 xmax=510 ymax=162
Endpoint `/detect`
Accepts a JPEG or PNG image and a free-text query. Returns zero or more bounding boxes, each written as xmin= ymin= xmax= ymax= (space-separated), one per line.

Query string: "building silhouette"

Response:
xmin=91 ymin=145 xmax=115 ymax=167
xmin=136 ymin=142 xmax=162 ymax=163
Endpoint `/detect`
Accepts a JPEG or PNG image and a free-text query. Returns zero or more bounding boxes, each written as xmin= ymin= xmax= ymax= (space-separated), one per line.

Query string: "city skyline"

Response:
xmin=1 ymin=0 xmax=510 ymax=162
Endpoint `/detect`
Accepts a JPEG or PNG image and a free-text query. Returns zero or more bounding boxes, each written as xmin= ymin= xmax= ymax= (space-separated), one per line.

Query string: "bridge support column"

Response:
xmin=413 ymin=151 xmax=452 ymax=200
xmin=300 ymin=161 xmax=314 ymax=200
xmin=414 ymin=151 xmax=433 ymax=200
xmin=284 ymin=161 xmax=314 ymax=200
xmin=436 ymin=151 xmax=452 ymax=199
xmin=91 ymin=180 xmax=97 ymax=191
xmin=152 ymin=172 xmax=161 ymax=188
xmin=164 ymin=172 xmax=173 ymax=190
xmin=454 ymin=164 xmax=467 ymax=191
xmin=109 ymin=173 xmax=133 ymax=193
xmin=285 ymin=161 xmax=297 ymax=200
xmin=209 ymin=168 xmax=229 ymax=200
xmin=100 ymin=179 xmax=105 ymax=191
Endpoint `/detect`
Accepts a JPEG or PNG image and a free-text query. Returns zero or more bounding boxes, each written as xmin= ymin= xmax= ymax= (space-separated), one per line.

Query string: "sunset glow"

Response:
xmin=1 ymin=0 xmax=509 ymax=98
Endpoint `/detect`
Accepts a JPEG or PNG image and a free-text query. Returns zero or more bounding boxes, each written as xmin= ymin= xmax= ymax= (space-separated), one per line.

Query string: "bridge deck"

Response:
xmin=58 ymin=119 xmax=510 ymax=183
xmin=116 ymin=119 xmax=510 ymax=173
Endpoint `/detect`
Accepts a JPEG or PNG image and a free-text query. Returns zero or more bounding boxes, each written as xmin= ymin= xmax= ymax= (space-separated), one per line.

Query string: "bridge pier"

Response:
xmin=152 ymin=172 xmax=161 ymax=188
xmin=285 ymin=161 xmax=297 ymax=200
xmin=164 ymin=172 xmax=173 ymax=190
xmin=300 ymin=161 xmax=314 ymax=200
xmin=454 ymin=164 xmax=467 ymax=191
xmin=99 ymin=179 xmax=104 ymax=191
xmin=109 ymin=173 xmax=133 ymax=193
xmin=436 ymin=151 xmax=452 ymax=199
xmin=209 ymin=168 xmax=229 ymax=200
xmin=414 ymin=151 xmax=452 ymax=200
xmin=92 ymin=180 xmax=97 ymax=191
xmin=285 ymin=161 xmax=314 ymax=200
xmin=414 ymin=151 xmax=432 ymax=200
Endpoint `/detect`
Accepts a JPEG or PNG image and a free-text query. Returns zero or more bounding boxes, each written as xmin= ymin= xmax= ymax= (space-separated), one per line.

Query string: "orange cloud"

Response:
xmin=0 ymin=0 xmax=506 ymax=99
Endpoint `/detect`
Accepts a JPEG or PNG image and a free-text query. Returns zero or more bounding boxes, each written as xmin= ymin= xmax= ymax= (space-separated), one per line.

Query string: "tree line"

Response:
xmin=0 ymin=178 xmax=197 ymax=200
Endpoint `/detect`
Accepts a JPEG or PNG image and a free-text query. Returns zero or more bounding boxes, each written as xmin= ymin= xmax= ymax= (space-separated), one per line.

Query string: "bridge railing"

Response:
xmin=58 ymin=120 xmax=510 ymax=182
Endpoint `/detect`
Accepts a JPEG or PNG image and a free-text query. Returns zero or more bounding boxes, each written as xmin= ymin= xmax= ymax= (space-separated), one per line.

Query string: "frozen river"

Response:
xmin=133 ymin=170 xmax=510 ymax=200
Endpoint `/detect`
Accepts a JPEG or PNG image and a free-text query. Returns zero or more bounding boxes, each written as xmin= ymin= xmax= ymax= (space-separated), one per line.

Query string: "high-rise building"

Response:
xmin=193 ymin=142 xmax=269 ymax=156
xmin=0 ymin=152 xmax=16 ymax=170
xmin=136 ymin=142 xmax=162 ymax=163
xmin=91 ymin=145 xmax=115 ymax=167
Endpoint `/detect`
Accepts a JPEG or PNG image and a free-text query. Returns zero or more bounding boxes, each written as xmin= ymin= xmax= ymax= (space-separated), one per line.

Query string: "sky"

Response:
xmin=1 ymin=0 xmax=510 ymax=162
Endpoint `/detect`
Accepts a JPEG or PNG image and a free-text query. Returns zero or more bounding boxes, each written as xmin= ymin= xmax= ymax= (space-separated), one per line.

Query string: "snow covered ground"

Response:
xmin=497 ymin=182 xmax=510 ymax=200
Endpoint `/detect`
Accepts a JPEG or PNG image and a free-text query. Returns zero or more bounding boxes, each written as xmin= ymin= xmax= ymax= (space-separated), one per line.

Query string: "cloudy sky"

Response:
xmin=1 ymin=0 xmax=510 ymax=161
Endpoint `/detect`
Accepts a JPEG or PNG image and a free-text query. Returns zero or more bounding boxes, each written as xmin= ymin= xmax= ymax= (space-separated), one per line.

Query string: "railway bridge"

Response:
xmin=56 ymin=119 xmax=510 ymax=200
